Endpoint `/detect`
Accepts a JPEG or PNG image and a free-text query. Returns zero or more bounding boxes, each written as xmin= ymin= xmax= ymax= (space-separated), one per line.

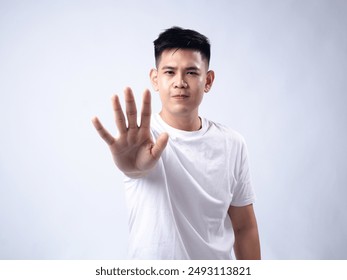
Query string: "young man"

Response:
xmin=92 ymin=27 xmax=261 ymax=260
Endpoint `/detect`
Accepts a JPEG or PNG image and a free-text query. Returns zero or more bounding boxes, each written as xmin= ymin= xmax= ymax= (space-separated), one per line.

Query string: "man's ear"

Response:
xmin=204 ymin=70 xmax=215 ymax=93
xmin=150 ymin=68 xmax=159 ymax=91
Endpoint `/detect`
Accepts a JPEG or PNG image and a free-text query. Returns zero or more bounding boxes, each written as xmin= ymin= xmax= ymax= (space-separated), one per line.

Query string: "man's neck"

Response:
xmin=159 ymin=111 xmax=201 ymax=131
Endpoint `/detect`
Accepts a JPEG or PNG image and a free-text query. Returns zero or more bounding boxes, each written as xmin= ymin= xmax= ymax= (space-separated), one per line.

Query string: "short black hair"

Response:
xmin=153 ymin=26 xmax=211 ymax=67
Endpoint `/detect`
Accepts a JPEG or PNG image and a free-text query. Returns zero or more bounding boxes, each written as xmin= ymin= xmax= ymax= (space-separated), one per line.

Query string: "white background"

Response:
xmin=1 ymin=0 xmax=346 ymax=259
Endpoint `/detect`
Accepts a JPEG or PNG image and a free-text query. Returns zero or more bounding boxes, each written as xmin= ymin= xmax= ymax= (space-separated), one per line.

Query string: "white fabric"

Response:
xmin=124 ymin=113 xmax=255 ymax=259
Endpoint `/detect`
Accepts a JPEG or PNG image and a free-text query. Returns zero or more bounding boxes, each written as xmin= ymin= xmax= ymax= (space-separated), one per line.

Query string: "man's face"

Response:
xmin=150 ymin=49 xmax=214 ymax=121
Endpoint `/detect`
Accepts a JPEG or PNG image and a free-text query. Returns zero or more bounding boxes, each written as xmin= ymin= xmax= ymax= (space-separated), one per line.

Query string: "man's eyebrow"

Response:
xmin=161 ymin=66 xmax=176 ymax=70
xmin=185 ymin=66 xmax=200 ymax=71
xmin=160 ymin=66 xmax=200 ymax=71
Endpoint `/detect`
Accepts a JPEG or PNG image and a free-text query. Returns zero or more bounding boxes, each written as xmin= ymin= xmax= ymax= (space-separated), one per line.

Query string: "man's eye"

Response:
xmin=187 ymin=71 xmax=198 ymax=75
xmin=165 ymin=71 xmax=174 ymax=75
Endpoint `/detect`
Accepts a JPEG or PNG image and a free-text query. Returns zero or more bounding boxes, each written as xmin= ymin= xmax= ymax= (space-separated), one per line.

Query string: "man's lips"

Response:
xmin=172 ymin=95 xmax=189 ymax=100
xmin=172 ymin=91 xmax=189 ymax=98
xmin=172 ymin=94 xmax=189 ymax=97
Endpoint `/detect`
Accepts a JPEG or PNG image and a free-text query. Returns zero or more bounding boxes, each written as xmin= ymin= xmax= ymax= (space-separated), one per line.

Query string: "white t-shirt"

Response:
xmin=124 ymin=114 xmax=255 ymax=259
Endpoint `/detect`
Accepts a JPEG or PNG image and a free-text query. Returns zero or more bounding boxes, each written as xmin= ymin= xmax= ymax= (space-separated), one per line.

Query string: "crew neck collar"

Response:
xmin=155 ymin=113 xmax=208 ymax=137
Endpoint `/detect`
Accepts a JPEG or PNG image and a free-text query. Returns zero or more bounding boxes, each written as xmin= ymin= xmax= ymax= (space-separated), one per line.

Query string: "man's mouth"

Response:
xmin=172 ymin=95 xmax=189 ymax=100
xmin=172 ymin=92 xmax=189 ymax=99
xmin=173 ymin=94 xmax=188 ymax=97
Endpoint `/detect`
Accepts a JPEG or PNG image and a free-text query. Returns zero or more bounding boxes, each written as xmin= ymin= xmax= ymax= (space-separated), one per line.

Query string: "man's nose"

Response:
xmin=174 ymin=74 xmax=188 ymax=88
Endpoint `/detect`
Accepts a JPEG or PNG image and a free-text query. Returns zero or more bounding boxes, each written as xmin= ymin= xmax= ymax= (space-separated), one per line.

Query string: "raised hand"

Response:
xmin=92 ymin=87 xmax=169 ymax=178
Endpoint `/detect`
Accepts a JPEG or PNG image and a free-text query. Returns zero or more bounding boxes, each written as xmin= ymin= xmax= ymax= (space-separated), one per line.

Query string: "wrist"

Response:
xmin=123 ymin=170 xmax=149 ymax=179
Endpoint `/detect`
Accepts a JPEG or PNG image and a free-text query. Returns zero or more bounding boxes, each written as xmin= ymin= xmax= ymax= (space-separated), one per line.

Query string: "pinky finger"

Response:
xmin=92 ymin=116 xmax=115 ymax=146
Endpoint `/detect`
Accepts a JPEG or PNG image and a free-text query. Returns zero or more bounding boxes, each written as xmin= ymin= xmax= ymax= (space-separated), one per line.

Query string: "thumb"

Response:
xmin=151 ymin=133 xmax=169 ymax=160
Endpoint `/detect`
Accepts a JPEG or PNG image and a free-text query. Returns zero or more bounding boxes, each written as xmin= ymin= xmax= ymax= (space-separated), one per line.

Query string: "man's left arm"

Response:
xmin=228 ymin=204 xmax=261 ymax=260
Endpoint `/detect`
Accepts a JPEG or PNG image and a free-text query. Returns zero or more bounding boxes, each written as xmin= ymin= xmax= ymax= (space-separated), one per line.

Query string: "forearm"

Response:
xmin=233 ymin=226 xmax=261 ymax=260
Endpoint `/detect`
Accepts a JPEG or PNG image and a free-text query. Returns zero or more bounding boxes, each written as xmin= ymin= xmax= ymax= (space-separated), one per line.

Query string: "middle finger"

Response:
xmin=124 ymin=87 xmax=138 ymax=130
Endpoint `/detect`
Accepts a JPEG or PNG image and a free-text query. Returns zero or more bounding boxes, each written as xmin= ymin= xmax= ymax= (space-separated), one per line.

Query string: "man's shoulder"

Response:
xmin=204 ymin=118 xmax=246 ymax=144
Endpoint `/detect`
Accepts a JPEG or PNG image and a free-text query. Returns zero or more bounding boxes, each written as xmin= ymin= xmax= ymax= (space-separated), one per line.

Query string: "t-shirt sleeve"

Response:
xmin=230 ymin=138 xmax=256 ymax=207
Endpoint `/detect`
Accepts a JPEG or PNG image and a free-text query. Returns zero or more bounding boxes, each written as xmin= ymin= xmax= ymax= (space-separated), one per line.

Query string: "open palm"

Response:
xmin=92 ymin=87 xmax=168 ymax=178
